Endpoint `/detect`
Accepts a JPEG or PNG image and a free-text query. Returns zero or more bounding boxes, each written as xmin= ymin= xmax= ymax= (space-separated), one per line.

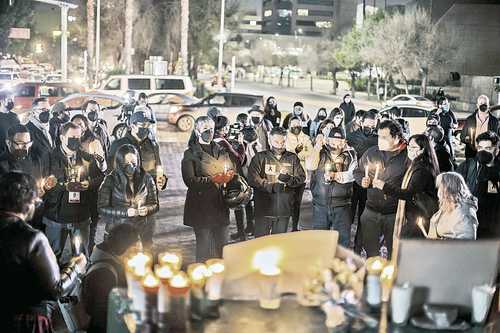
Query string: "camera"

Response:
xmin=228 ymin=122 xmax=242 ymax=141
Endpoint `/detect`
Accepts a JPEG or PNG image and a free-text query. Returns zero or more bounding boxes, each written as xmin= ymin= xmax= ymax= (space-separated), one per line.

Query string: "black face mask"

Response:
xmin=251 ymin=117 xmax=261 ymax=125
xmin=39 ymin=110 xmax=50 ymax=124
xmin=272 ymin=147 xmax=286 ymax=155
xmin=11 ymin=148 xmax=29 ymax=159
xmin=88 ymin=111 xmax=98 ymax=122
xmin=477 ymin=150 xmax=494 ymax=165
xmin=60 ymin=113 xmax=70 ymax=124
xmin=136 ymin=127 xmax=149 ymax=140
xmin=479 ymin=104 xmax=488 ymax=112
xmin=362 ymin=127 xmax=376 ymax=136
xmin=124 ymin=163 xmax=137 ymax=176
xmin=6 ymin=101 xmax=14 ymax=111
xmin=200 ymin=129 xmax=214 ymax=143
xmin=67 ymin=137 xmax=81 ymax=152
xmin=318 ymin=115 xmax=327 ymax=121
xmin=290 ymin=127 xmax=301 ymax=135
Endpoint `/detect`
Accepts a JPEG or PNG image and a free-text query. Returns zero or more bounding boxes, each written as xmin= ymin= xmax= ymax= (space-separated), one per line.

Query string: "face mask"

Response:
xmin=294 ymin=108 xmax=303 ymax=115
xmin=290 ymin=127 xmax=301 ymax=135
xmin=136 ymin=127 xmax=149 ymax=140
xmin=88 ymin=111 xmax=98 ymax=122
xmin=67 ymin=137 xmax=81 ymax=152
xmin=441 ymin=104 xmax=449 ymax=112
xmin=345 ymin=98 xmax=351 ymax=104
xmin=251 ymin=117 xmax=261 ymax=125
xmin=272 ymin=147 xmax=286 ymax=155
xmin=38 ymin=110 xmax=50 ymax=124
xmin=60 ymin=113 xmax=70 ymax=123
xmin=378 ymin=138 xmax=392 ymax=151
xmin=124 ymin=163 xmax=137 ymax=176
xmin=477 ymin=150 xmax=494 ymax=165
xmin=318 ymin=115 xmax=327 ymax=121
xmin=6 ymin=101 xmax=14 ymax=111
xmin=11 ymin=148 xmax=29 ymax=159
xmin=362 ymin=127 xmax=375 ymax=136
xmin=479 ymin=104 xmax=488 ymax=112
xmin=200 ymin=129 xmax=214 ymax=143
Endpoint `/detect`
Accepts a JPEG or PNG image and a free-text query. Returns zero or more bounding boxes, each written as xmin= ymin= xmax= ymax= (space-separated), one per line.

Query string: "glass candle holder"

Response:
xmin=259 ymin=266 xmax=281 ymax=310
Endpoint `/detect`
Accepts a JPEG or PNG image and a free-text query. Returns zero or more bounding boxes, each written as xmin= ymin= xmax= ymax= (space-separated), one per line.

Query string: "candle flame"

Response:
xmin=170 ymin=272 xmax=189 ymax=288
xmin=73 ymin=235 xmax=81 ymax=252
xmin=127 ymin=252 xmax=151 ymax=272
xmin=259 ymin=265 xmax=281 ymax=276
xmin=206 ymin=259 xmax=225 ymax=274
xmin=252 ymin=247 xmax=282 ymax=273
xmin=188 ymin=263 xmax=210 ymax=281
xmin=155 ymin=265 xmax=174 ymax=280
xmin=142 ymin=272 xmax=159 ymax=288
xmin=159 ymin=252 xmax=181 ymax=266
xmin=366 ymin=256 xmax=387 ymax=275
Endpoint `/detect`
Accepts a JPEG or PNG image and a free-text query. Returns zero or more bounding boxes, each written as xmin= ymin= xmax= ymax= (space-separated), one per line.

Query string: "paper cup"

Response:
xmin=391 ymin=283 xmax=414 ymax=325
xmin=472 ymin=285 xmax=496 ymax=324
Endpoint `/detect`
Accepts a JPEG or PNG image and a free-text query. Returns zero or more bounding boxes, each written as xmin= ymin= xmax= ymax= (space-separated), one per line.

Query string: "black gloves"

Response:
xmin=272 ymin=183 xmax=285 ymax=193
xmin=278 ymin=173 xmax=292 ymax=183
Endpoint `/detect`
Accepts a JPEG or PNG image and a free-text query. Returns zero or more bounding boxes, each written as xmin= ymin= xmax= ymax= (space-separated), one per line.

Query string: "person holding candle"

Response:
xmin=82 ymin=224 xmax=140 ymax=333
xmin=286 ymin=116 xmax=313 ymax=231
xmin=248 ymin=127 xmax=306 ymax=237
xmin=428 ymin=172 xmax=478 ymax=240
xmin=43 ymin=122 xmax=104 ymax=259
xmin=372 ymin=134 xmax=439 ymax=238
xmin=460 ymin=95 xmax=499 ymax=159
xmin=354 ymin=119 xmax=408 ymax=258
xmin=457 ymin=131 xmax=500 ymax=239
xmin=98 ymin=144 xmax=159 ymax=249
xmin=306 ymin=127 xmax=357 ymax=246
xmin=182 ymin=116 xmax=236 ymax=261
xmin=0 ymin=172 xmax=87 ymax=333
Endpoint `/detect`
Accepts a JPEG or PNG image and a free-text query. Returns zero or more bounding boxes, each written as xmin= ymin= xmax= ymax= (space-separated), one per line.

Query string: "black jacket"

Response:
xmin=460 ymin=112 xmax=499 ymax=158
xmin=0 ymin=213 xmax=80 ymax=323
xmin=264 ymin=108 xmax=281 ymax=128
xmin=108 ymin=132 xmax=162 ymax=178
xmin=248 ymin=150 xmax=306 ymax=218
xmin=98 ymin=168 xmax=158 ymax=228
xmin=0 ymin=111 xmax=20 ymax=153
xmin=44 ymin=148 xmax=104 ymax=224
xmin=457 ymin=158 xmax=500 ymax=237
xmin=354 ymin=145 xmax=409 ymax=214
xmin=181 ymin=141 xmax=234 ymax=228
xmin=382 ymin=160 xmax=437 ymax=237
xmin=283 ymin=113 xmax=311 ymax=136
xmin=438 ymin=110 xmax=457 ymax=136
xmin=435 ymin=141 xmax=454 ymax=173
xmin=0 ymin=150 xmax=48 ymax=180
xmin=83 ymin=246 xmax=127 ymax=333
xmin=26 ymin=121 xmax=53 ymax=161
xmin=93 ymin=120 xmax=111 ymax=159
xmin=339 ymin=101 xmax=355 ymax=124
xmin=347 ymin=128 xmax=378 ymax=160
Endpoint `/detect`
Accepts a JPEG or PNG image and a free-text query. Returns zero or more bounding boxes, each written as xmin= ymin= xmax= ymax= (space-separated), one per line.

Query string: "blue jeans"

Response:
xmin=43 ymin=217 xmax=90 ymax=260
xmin=193 ymin=225 xmax=227 ymax=262
xmin=312 ymin=204 xmax=352 ymax=247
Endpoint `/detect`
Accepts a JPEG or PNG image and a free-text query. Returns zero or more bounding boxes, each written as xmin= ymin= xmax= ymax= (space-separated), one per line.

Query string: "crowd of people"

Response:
xmin=0 ymin=89 xmax=499 ymax=332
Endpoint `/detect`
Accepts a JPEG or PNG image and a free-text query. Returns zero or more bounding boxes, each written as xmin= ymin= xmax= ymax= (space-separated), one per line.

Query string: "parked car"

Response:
xmin=147 ymin=92 xmax=199 ymax=122
xmin=45 ymin=73 xmax=63 ymax=82
xmin=0 ymin=71 xmax=21 ymax=89
xmin=385 ymin=94 xmax=435 ymax=109
xmin=99 ymin=74 xmax=194 ymax=97
xmin=166 ymin=93 xmax=263 ymax=132
xmin=380 ymin=104 xmax=436 ymax=135
xmin=8 ymin=81 xmax=85 ymax=114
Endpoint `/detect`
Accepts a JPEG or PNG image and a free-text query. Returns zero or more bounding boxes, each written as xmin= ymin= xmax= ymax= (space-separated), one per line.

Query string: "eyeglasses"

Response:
xmin=12 ymin=141 xmax=32 ymax=148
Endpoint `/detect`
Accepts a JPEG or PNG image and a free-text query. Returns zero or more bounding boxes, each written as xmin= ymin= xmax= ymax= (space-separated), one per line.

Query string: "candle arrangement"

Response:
xmin=365 ymin=256 xmax=387 ymax=307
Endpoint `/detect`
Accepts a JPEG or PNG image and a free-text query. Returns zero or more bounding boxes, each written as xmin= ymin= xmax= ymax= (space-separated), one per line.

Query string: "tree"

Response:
xmin=334 ymin=28 xmax=363 ymax=97
xmin=86 ymin=0 xmax=95 ymax=66
xmin=0 ymin=0 xmax=34 ymax=53
xmin=317 ymin=40 xmax=340 ymax=95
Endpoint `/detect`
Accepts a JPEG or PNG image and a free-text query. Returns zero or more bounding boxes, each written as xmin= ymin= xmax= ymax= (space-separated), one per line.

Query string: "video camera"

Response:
xmin=228 ymin=122 xmax=243 ymax=141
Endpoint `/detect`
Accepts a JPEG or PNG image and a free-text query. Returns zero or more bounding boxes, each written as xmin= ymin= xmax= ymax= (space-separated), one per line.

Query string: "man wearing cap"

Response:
xmin=283 ymin=101 xmax=311 ymax=136
xmin=248 ymin=105 xmax=273 ymax=152
xmin=307 ymin=127 xmax=357 ymax=246
xmin=108 ymin=111 xmax=168 ymax=191
xmin=0 ymin=93 xmax=20 ymax=154
xmin=248 ymin=127 xmax=306 ymax=237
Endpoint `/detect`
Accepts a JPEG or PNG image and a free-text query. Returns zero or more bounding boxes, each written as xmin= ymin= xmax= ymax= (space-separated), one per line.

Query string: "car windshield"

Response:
xmin=414 ymin=96 xmax=428 ymax=101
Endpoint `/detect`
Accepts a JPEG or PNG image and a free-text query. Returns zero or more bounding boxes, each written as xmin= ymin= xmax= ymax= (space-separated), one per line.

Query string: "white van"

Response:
xmin=99 ymin=74 xmax=194 ymax=97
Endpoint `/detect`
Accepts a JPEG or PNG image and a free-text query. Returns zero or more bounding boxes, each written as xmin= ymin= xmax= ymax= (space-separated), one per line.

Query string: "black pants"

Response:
xmin=194 ymin=225 xmax=227 ymax=262
xmin=254 ymin=216 xmax=290 ymax=238
xmin=360 ymin=207 xmax=396 ymax=259
xmin=235 ymin=200 xmax=255 ymax=234
xmin=351 ymin=183 xmax=367 ymax=252
xmin=292 ymin=184 xmax=306 ymax=231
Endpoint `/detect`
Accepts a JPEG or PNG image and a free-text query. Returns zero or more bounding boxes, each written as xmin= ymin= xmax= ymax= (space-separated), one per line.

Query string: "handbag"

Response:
xmin=413 ymin=191 xmax=439 ymax=220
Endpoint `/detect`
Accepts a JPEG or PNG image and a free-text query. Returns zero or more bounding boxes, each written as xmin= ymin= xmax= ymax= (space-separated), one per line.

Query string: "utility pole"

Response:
xmin=95 ymin=0 xmax=101 ymax=86
xmin=217 ymin=0 xmax=225 ymax=87
xmin=180 ymin=0 xmax=189 ymax=76
xmin=124 ymin=0 xmax=134 ymax=74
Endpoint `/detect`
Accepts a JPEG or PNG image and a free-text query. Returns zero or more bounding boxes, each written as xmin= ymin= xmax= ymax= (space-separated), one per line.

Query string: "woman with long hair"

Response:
xmin=309 ymin=107 xmax=328 ymax=140
xmin=428 ymin=172 xmax=478 ymax=240
xmin=263 ymin=96 xmax=281 ymax=127
xmin=372 ymin=134 xmax=440 ymax=238
xmin=329 ymin=107 xmax=345 ymax=129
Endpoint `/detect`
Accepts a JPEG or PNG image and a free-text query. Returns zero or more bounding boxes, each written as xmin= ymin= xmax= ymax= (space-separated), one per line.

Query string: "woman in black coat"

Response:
xmin=181 ymin=116 xmax=235 ymax=262
xmin=339 ymin=94 xmax=355 ymax=125
xmin=264 ymin=96 xmax=281 ymax=127
xmin=98 ymin=144 xmax=158 ymax=249
xmin=372 ymin=134 xmax=439 ymax=238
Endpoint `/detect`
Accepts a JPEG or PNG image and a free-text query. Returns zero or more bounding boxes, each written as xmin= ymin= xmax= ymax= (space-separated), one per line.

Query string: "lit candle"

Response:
xmin=365 ymin=164 xmax=369 ymax=178
xmin=158 ymin=252 xmax=182 ymax=271
xmin=259 ymin=265 xmax=282 ymax=310
xmin=137 ymin=198 xmax=143 ymax=210
xmin=129 ymin=264 xmax=149 ymax=313
xmin=155 ymin=265 xmax=174 ymax=315
xmin=417 ymin=217 xmax=428 ymax=238
xmin=223 ymin=162 xmax=228 ymax=174
xmin=78 ymin=166 xmax=83 ymax=182
xmin=141 ymin=272 xmax=160 ymax=323
xmin=188 ymin=263 xmax=210 ymax=320
xmin=380 ymin=264 xmax=396 ymax=303
xmin=125 ymin=252 xmax=152 ymax=299
xmin=365 ymin=256 xmax=387 ymax=307
xmin=374 ymin=164 xmax=380 ymax=181
xmin=156 ymin=165 xmax=164 ymax=178
xmin=205 ymin=259 xmax=225 ymax=301
xmin=167 ymin=272 xmax=191 ymax=331
xmin=73 ymin=235 xmax=81 ymax=256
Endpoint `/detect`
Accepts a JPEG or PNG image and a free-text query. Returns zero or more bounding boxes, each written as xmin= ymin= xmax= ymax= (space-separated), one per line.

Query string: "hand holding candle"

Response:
xmin=73 ymin=234 xmax=81 ymax=256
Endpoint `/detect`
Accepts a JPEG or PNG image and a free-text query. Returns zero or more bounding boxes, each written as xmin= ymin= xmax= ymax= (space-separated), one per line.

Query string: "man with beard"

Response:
xmin=0 ymin=93 xmax=20 ymax=154
xmin=43 ymin=122 xmax=104 ymax=259
xmin=26 ymin=98 xmax=54 ymax=160
xmin=108 ymin=111 xmax=167 ymax=192
xmin=307 ymin=127 xmax=357 ymax=247
xmin=458 ymin=131 xmax=500 ymax=239
xmin=248 ymin=127 xmax=306 ymax=237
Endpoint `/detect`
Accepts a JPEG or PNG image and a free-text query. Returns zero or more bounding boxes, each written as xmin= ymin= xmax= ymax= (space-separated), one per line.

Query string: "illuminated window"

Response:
xmin=297 ymin=9 xmax=308 ymax=16
xmin=278 ymin=9 xmax=292 ymax=17
xmin=264 ymin=10 xmax=272 ymax=17
xmin=250 ymin=20 xmax=257 ymax=26
xmin=315 ymin=21 xmax=332 ymax=28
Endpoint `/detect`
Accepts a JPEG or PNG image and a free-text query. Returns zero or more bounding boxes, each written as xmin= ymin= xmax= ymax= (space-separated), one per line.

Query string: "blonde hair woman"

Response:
xmin=428 ymin=172 xmax=478 ymax=240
